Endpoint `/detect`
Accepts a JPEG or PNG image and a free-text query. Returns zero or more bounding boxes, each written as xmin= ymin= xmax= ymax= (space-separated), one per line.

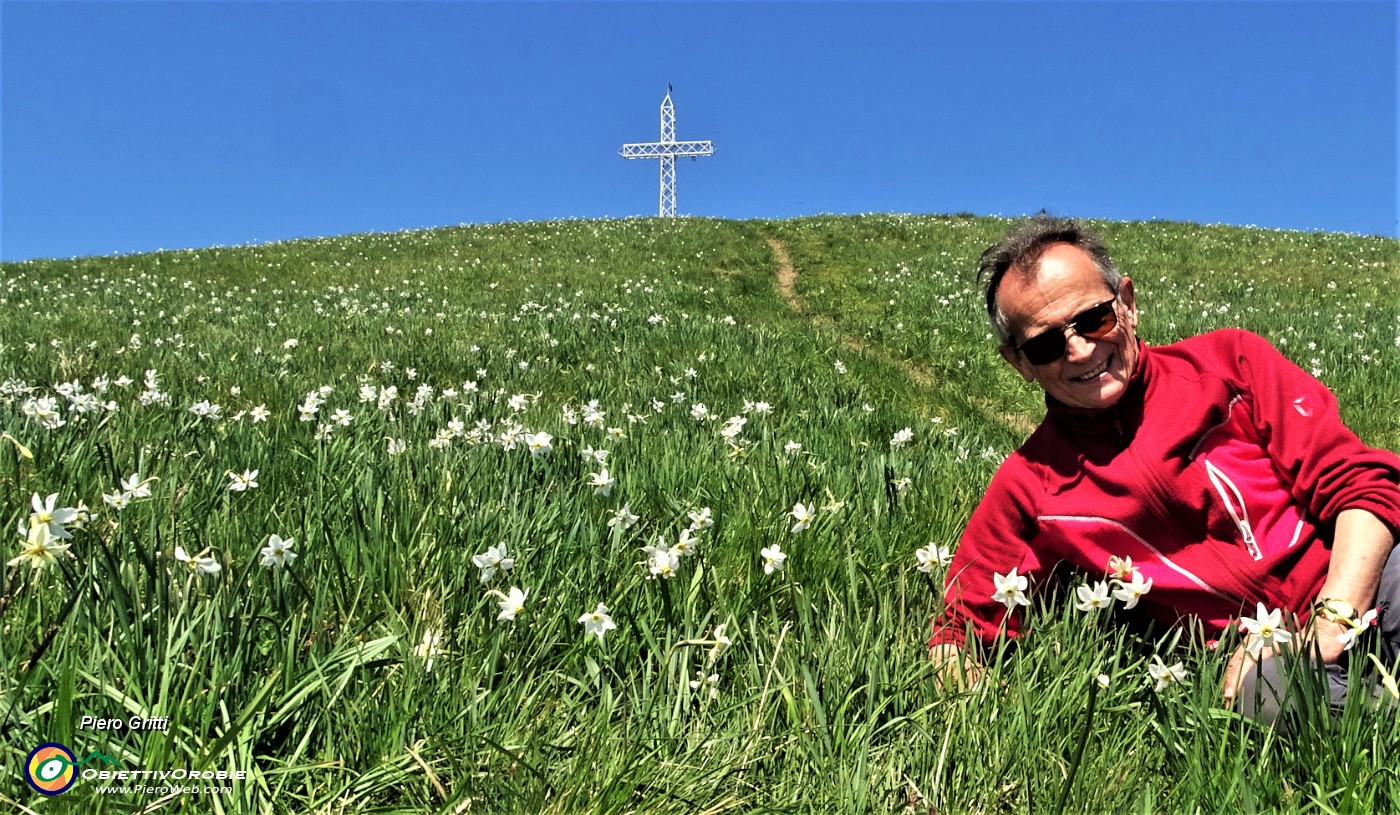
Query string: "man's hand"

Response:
xmin=1223 ymin=509 xmax=1395 ymax=707
xmin=929 ymin=643 xmax=983 ymax=691
xmin=1221 ymin=619 xmax=1350 ymax=706
xmin=1221 ymin=640 xmax=1273 ymax=707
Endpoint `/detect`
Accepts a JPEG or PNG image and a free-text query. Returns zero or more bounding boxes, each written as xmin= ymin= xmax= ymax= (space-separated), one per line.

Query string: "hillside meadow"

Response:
xmin=1 ymin=215 xmax=1398 ymax=813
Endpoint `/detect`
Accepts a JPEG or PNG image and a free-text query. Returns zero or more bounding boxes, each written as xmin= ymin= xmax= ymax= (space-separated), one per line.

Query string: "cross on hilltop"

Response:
xmin=619 ymin=87 xmax=715 ymax=217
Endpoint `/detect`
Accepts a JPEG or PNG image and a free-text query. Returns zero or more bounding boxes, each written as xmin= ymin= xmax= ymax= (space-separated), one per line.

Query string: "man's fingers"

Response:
xmin=1221 ymin=651 xmax=1243 ymax=704
xmin=1222 ymin=644 xmax=1257 ymax=705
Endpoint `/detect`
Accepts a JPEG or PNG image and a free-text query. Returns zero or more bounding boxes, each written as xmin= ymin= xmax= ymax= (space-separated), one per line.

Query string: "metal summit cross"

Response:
xmin=620 ymin=85 xmax=714 ymax=217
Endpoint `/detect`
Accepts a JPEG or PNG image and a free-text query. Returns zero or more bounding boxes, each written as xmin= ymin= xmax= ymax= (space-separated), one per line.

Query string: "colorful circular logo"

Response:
xmin=25 ymin=742 xmax=78 ymax=795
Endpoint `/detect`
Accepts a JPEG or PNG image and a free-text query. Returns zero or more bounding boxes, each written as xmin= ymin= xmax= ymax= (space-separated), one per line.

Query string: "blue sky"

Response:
xmin=2 ymin=1 xmax=1396 ymax=261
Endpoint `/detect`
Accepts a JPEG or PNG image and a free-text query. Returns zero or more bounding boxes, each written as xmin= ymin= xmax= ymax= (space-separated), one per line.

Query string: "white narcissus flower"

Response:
xmin=524 ymin=431 xmax=553 ymax=458
xmin=1239 ymin=602 xmax=1293 ymax=656
xmin=472 ymin=542 xmax=514 ymax=582
xmin=890 ymin=427 xmax=914 ymax=448
xmin=914 ymin=543 xmax=952 ymax=573
xmin=495 ymin=586 xmax=529 ymax=622
xmin=227 ymin=469 xmax=259 ymax=493
xmin=992 ymin=568 xmax=1030 ymax=610
xmin=587 ymin=469 xmax=614 ymax=497
xmin=29 ymin=493 xmax=80 ymax=540
xmin=121 ymin=473 xmax=154 ymax=499
xmin=260 ymin=534 xmax=297 ymax=569
xmin=1148 ymin=655 xmax=1187 ymax=692
xmin=174 ymin=546 xmax=222 ymax=574
xmin=720 ymin=416 xmax=745 ymax=440
xmin=687 ymin=507 xmax=713 ymax=531
xmin=760 ymin=543 xmax=786 ymax=574
xmin=1075 ymin=581 xmax=1113 ymax=612
xmin=1107 ymin=555 xmax=1134 ymax=579
xmin=578 ymin=603 xmax=616 ymax=642
xmin=189 ymin=399 xmax=222 ymax=420
xmin=672 ymin=528 xmax=699 ymax=558
xmin=708 ymin=623 xmax=732 ymax=663
xmin=1111 ymin=571 xmax=1152 ymax=610
xmin=7 ymin=523 xmax=71 ymax=571
xmin=790 ymin=502 xmax=815 ymax=534
xmin=1337 ymin=608 xmax=1379 ymax=651
xmin=643 ymin=542 xmax=680 ymax=580
xmin=412 ymin=630 xmax=445 ymax=671
xmin=609 ymin=504 xmax=640 ymax=529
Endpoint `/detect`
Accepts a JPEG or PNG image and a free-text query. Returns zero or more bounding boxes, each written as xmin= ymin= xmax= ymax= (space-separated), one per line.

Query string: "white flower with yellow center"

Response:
xmin=7 ymin=524 xmax=71 ymax=571
xmin=578 ymin=603 xmax=616 ymax=642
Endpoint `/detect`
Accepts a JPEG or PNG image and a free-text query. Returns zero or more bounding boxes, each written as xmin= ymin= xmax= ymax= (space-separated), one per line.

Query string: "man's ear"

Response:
xmin=998 ymin=344 xmax=1036 ymax=382
xmin=1118 ymin=277 xmax=1138 ymax=330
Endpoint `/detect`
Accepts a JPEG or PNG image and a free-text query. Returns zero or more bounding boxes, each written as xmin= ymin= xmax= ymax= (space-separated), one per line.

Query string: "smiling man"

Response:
xmin=930 ymin=216 xmax=1400 ymax=723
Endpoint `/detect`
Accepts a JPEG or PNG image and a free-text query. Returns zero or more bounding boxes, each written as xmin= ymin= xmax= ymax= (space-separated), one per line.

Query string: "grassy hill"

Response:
xmin=1 ymin=215 xmax=1397 ymax=812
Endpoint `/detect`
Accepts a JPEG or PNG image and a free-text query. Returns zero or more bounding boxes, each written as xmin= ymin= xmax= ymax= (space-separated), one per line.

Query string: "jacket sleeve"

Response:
xmin=930 ymin=456 xmax=1045 ymax=652
xmin=1225 ymin=329 xmax=1400 ymax=538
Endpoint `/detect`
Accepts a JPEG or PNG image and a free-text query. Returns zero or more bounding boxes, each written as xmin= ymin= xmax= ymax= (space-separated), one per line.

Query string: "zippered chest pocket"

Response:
xmin=1191 ymin=429 xmax=1307 ymax=563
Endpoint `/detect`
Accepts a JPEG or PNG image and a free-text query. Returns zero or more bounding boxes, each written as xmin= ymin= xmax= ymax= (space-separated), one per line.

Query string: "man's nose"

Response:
xmin=1063 ymin=330 xmax=1095 ymax=362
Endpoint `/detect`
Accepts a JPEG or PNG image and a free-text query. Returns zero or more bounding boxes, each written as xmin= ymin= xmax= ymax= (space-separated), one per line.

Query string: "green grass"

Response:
xmin=1 ymin=214 xmax=1397 ymax=813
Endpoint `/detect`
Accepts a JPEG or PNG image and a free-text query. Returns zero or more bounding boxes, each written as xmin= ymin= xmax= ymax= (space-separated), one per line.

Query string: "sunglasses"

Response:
xmin=1013 ymin=297 xmax=1120 ymax=365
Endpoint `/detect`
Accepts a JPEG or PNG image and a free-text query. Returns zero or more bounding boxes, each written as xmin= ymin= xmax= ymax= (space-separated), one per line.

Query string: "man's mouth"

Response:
xmin=1070 ymin=356 xmax=1112 ymax=383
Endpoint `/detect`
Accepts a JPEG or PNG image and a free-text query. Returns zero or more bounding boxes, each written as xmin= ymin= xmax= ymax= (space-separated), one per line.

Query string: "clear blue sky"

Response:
xmin=2 ymin=1 xmax=1396 ymax=261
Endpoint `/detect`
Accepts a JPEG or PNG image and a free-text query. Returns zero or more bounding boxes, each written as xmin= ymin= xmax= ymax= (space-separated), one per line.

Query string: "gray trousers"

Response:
xmin=1236 ymin=543 xmax=1400 ymax=724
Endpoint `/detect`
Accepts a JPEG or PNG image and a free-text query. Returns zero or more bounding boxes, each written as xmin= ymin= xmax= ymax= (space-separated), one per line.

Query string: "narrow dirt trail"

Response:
xmin=766 ymin=237 xmax=804 ymax=315
xmin=766 ymin=236 xmax=926 ymax=385
xmin=764 ymin=235 xmax=1037 ymax=435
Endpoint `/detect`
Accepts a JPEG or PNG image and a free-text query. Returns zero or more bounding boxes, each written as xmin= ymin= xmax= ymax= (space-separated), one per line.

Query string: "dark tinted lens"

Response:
xmin=1018 ymin=329 xmax=1067 ymax=366
xmin=1071 ymin=302 xmax=1117 ymax=339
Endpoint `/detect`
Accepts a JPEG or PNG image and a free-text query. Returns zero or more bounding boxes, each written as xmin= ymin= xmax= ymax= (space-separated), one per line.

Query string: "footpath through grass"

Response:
xmin=1 ymin=215 xmax=1397 ymax=813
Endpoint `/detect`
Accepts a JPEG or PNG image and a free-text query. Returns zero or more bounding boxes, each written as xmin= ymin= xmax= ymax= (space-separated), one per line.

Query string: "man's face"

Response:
xmin=995 ymin=243 xmax=1140 ymax=411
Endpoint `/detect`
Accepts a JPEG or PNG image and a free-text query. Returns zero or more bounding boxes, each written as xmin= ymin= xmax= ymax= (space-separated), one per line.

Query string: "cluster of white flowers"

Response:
xmin=1071 ymin=556 xmax=1155 ymax=614
xmin=189 ymin=399 xmax=222 ymax=421
xmin=20 ymin=395 xmax=66 ymax=430
xmin=138 ymin=369 xmax=170 ymax=407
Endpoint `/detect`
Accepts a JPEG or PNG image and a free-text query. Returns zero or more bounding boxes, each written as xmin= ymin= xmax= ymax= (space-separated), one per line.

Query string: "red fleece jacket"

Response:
xmin=931 ymin=328 xmax=1400 ymax=651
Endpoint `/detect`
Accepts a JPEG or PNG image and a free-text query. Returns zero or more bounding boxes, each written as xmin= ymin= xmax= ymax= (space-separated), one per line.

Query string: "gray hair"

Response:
xmin=977 ymin=216 xmax=1122 ymax=345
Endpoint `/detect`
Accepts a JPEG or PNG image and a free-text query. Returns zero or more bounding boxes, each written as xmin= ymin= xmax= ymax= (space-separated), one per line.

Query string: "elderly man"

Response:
xmin=930 ymin=216 xmax=1400 ymax=720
